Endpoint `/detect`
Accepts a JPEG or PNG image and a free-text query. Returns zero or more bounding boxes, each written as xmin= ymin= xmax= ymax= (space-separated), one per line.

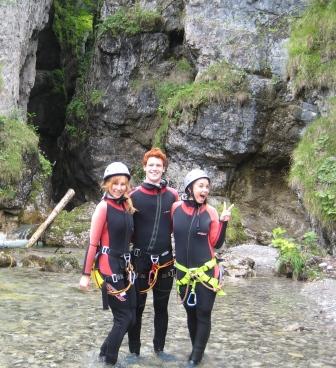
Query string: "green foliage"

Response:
xmin=89 ymin=89 xmax=103 ymax=106
xmin=226 ymin=206 xmax=248 ymax=245
xmin=51 ymin=207 xmax=89 ymax=238
xmin=153 ymin=61 xmax=249 ymax=147
xmin=289 ymin=101 xmax=336 ymax=225
xmin=272 ymin=228 xmax=305 ymax=279
xmin=65 ymin=52 xmax=103 ymax=136
xmin=38 ymin=152 xmax=52 ymax=179
xmin=0 ymin=114 xmax=39 ymax=187
xmin=271 ymin=227 xmax=324 ymax=280
xmin=66 ymin=97 xmax=88 ymax=121
xmin=0 ymin=114 xmax=54 ymax=202
xmin=175 ymin=58 xmax=193 ymax=74
xmin=97 ymin=5 xmax=163 ymax=38
xmin=50 ymin=69 xmax=66 ymax=95
xmin=131 ymin=164 xmax=145 ymax=186
xmin=215 ymin=204 xmax=247 ymax=245
xmin=287 ymin=0 xmax=336 ymax=94
xmin=53 ymin=0 xmax=94 ymax=57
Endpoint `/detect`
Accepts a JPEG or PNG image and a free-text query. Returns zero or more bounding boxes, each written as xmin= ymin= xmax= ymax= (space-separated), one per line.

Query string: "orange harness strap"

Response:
xmin=139 ymin=259 xmax=175 ymax=294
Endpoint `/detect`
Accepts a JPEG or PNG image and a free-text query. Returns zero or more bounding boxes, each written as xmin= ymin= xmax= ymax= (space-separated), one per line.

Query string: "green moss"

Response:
xmin=225 ymin=207 xmax=248 ymax=245
xmin=287 ymin=0 xmax=336 ymax=94
xmin=51 ymin=207 xmax=89 ymax=238
xmin=97 ymin=5 xmax=163 ymax=38
xmin=50 ymin=69 xmax=66 ymax=95
xmin=131 ymin=164 xmax=145 ymax=186
xmin=0 ymin=114 xmax=39 ymax=186
xmin=289 ymin=101 xmax=336 ymax=226
xmin=215 ymin=204 xmax=247 ymax=245
xmin=0 ymin=114 xmax=53 ymax=202
xmin=53 ymin=0 xmax=94 ymax=58
xmin=153 ymin=61 xmax=249 ymax=147
xmin=45 ymin=254 xmax=80 ymax=269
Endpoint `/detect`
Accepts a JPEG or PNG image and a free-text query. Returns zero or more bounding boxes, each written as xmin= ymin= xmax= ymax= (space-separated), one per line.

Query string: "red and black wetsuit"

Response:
xmin=172 ymin=199 xmax=227 ymax=363
xmin=127 ymin=181 xmax=178 ymax=354
xmin=82 ymin=195 xmax=136 ymax=365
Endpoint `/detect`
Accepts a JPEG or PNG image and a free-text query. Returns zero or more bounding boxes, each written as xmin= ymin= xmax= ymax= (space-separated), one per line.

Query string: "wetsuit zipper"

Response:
xmin=147 ymin=190 xmax=162 ymax=253
xmin=186 ymin=207 xmax=197 ymax=268
xmin=122 ymin=203 xmax=128 ymax=254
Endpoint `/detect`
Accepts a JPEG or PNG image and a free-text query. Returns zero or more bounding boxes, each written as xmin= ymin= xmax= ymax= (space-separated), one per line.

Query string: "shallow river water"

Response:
xmin=0 ymin=267 xmax=335 ymax=368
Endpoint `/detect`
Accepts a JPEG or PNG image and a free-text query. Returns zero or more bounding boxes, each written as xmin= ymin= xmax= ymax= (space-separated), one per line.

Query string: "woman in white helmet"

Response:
xmin=79 ymin=162 xmax=136 ymax=366
xmin=171 ymin=168 xmax=233 ymax=366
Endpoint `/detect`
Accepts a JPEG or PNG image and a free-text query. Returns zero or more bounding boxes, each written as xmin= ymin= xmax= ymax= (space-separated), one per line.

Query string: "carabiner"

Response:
xmin=123 ymin=252 xmax=131 ymax=265
xmin=187 ymin=291 xmax=197 ymax=307
xmin=150 ymin=255 xmax=159 ymax=264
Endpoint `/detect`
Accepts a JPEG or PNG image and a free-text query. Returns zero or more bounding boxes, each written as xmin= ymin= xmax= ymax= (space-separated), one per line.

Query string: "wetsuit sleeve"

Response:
xmin=169 ymin=187 xmax=179 ymax=201
xmin=171 ymin=201 xmax=181 ymax=220
xmin=208 ymin=205 xmax=228 ymax=249
xmin=82 ymin=201 xmax=107 ymax=275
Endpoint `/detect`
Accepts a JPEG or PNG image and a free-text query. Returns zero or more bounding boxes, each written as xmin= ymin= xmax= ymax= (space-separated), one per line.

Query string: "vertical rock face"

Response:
xmin=184 ymin=0 xmax=307 ymax=77
xmin=52 ymin=0 xmax=316 ymax=239
xmin=0 ymin=0 xmax=53 ymax=114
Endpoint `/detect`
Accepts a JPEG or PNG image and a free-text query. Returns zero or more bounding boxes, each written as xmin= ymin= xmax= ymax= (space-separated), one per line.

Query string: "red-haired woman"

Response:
xmin=79 ymin=162 xmax=136 ymax=366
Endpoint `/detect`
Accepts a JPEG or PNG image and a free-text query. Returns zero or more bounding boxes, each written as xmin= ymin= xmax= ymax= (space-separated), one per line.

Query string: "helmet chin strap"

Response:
xmin=188 ymin=187 xmax=198 ymax=204
xmin=187 ymin=187 xmax=206 ymax=206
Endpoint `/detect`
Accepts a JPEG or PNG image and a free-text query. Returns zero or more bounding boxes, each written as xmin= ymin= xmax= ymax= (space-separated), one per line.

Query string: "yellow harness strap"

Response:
xmin=91 ymin=265 xmax=135 ymax=296
xmin=175 ymin=258 xmax=225 ymax=296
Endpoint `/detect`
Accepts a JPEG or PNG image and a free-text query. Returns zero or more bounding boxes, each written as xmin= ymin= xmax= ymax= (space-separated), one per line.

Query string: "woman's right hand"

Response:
xmin=79 ymin=275 xmax=90 ymax=291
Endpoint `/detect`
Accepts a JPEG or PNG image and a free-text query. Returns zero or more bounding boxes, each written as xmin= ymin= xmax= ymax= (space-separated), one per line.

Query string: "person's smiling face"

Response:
xmin=191 ymin=178 xmax=210 ymax=204
xmin=144 ymin=156 xmax=164 ymax=185
xmin=108 ymin=176 xmax=128 ymax=199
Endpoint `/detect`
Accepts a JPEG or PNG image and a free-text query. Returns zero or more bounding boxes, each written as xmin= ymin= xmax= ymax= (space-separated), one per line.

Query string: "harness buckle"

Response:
xmin=133 ymin=248 xmax=140 ymax=257
xmin=187 ymin=291 xmax=197 ymax=307
xmin=101 ymin=246 xmax=109 ymax=255
xmin=151 ymin=255 xmax=159 ymax=264
xmin=129 ymin=270 xmax=136 ymax=285
xmin=111 ymin=274 xmax=118 ymax=283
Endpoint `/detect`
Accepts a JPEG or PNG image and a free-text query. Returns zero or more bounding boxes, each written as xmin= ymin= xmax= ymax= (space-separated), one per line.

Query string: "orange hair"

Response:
xmin=142 ymin=147 xmax=168 ymax=168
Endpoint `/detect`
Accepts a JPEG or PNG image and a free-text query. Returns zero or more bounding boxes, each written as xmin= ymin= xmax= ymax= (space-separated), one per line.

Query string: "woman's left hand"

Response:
xmin=220 ymin=201 xmax=234 ymax=222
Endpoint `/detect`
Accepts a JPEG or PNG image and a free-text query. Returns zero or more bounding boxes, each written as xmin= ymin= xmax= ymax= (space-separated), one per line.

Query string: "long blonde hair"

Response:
xmin=101 ymin=175 xmax=136 ymax=214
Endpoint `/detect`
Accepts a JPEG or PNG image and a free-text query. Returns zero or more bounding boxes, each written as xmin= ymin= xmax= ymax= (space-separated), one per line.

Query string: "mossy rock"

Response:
xmin=44 ymin=202 xmax=96 ymax=248
xmin=42 ymin=254 xmax=80 ymax=272
xmin=0 ymin=251 xmax=17 ymax=268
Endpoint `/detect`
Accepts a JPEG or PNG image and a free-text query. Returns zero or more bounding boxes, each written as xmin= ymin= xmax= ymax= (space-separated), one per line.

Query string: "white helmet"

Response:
xmin=103 ymin=162 xmax=131 ymax=180
xmin=183 ymin=169 xmax=210 ymax=193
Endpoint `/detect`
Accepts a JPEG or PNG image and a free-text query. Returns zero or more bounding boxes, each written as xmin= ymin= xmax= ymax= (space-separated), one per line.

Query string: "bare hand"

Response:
xmin=220 ymin=201 xmax=234 ymax=222
xmin=79 ymin=275 xmax=90 ymax=291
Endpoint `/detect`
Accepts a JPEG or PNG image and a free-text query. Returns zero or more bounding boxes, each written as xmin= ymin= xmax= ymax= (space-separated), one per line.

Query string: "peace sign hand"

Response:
xmin=220 ymin=201 xmax=234 ymax=222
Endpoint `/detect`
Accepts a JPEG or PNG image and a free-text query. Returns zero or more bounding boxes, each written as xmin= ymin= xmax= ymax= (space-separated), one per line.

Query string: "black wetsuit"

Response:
xmin=128 ymin=181 xmax=178 ymax=354
xmin=172 ymin=199 xmax=227 ymax=363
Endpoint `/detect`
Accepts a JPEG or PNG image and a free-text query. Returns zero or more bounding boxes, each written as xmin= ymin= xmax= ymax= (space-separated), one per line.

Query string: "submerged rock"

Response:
xmin=0 ymin=251 xmax=17 ymax=268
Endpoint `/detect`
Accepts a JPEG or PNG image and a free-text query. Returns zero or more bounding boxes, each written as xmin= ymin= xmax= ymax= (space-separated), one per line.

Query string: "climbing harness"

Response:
xmin=175 ymin=258 xmax=225 ymax=306
xmin=91 ymin=248 xmax=136 ymax=297
xmin=139 ymin=254 xmax=175 ymax=294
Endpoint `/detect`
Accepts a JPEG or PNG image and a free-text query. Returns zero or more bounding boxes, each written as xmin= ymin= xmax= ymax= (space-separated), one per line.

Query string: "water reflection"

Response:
xmin=0 ymin=269 xmax=335 ymax=368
